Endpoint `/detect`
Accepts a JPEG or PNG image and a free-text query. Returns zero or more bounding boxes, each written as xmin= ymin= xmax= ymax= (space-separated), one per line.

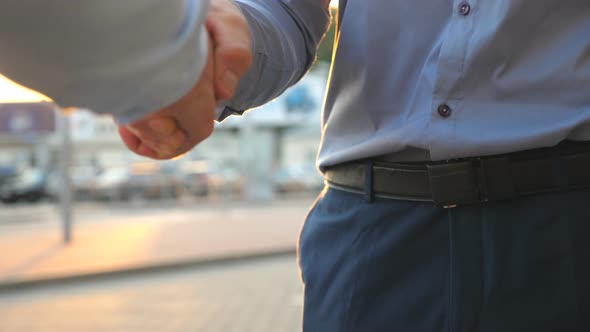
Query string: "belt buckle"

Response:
xmin=427 ymin=159 xmax=486 ymax=208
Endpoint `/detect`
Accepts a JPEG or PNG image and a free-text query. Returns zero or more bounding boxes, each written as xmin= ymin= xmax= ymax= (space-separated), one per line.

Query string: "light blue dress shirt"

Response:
xmin=228 ymin=0 xmax=590 ymax=166
xmin=2 ymin=0 xmax=589 ymax=166
xmin=0 ymin=0 xmax=209 ymax=124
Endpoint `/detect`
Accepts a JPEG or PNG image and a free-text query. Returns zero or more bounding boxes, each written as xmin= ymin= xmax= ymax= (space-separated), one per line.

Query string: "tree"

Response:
xmin=315 ymin=8 xmax=338 ymax=65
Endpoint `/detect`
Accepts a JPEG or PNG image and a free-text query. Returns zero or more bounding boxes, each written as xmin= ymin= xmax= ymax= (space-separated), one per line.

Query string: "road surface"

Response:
xmin=0 ymin=256 xmax=304 ymax=332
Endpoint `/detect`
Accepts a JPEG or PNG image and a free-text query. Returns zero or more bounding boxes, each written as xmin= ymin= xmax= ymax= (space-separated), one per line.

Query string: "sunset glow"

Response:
xmin=0 ymin=74 xmax=50 ymax=103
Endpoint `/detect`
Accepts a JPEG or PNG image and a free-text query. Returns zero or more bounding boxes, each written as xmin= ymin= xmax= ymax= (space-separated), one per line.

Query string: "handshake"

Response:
xmin=118 ymin=0 xmax=252 ymax=160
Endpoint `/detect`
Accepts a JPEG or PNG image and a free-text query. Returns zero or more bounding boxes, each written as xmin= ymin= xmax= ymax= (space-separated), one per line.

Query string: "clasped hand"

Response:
xmin=118 ymin=0 xmax=252 ymax=160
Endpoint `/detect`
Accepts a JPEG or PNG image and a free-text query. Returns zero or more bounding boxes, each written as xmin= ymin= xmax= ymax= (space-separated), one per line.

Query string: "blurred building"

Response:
xmin=66 ymin=109 xmax=131 ymax=169
xmin=0 ymin=65 xmax=329 ymax=200
xmin=217 ymin=64 xmax=327 ymax=168
xmin=0 ymin=102 xmax=57 ymax=172
xmin=215 ymin=64 xmax=328 ymax=199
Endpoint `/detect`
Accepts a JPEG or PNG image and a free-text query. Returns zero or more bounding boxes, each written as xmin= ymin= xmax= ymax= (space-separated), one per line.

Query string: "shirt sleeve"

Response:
xmin=0 ymin=0 xmax=210 ymax=124
xmin=217 ymin=0 xmax=331 ymax=121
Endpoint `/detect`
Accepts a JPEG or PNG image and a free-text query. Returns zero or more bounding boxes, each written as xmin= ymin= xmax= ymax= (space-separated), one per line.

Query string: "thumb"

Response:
xmin=206 ymin=1 xmax=252 ymax=100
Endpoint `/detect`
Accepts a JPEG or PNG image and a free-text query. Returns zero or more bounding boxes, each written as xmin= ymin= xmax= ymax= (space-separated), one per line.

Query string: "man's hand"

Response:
xmin=117 ymin=39 xmax=216 ymax=160
xmin=118 ymin=0 xmax=252 ymax=160
xmin=206 ymin=0 xmax=252 ymax=100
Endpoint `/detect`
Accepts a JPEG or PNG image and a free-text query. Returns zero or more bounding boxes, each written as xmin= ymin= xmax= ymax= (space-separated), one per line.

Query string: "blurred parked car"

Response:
xmin=178 ymin=160 xmax=209 ymax=197
xmin=92 ymin=167 xmax=130 ymax=201
xmin=91 ymin=163 xmax=181 ymax=201
xmin=127 ymin=168 xmax=181 ymax=200
xmin=0 ymin=168 xmax=48 ymax=203
xmin=273 ymin=164 xmax=324 ymax=194
xmin=0 ymin=166 xmax=17 ymax=186
xmin=207 ymin=165 xmax=244 ymax=197
xmin=72 ymin=167 xmax=100 ymax=199
xmin=46 ymin=166 xmax=100 ymax=201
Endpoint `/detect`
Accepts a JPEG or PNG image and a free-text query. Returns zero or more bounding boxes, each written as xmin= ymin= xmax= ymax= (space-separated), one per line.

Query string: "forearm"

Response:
xmin=223 ymin=0 xmax=330 ymax=115
xmin=0 ymin=0 xmax=209 ymax=124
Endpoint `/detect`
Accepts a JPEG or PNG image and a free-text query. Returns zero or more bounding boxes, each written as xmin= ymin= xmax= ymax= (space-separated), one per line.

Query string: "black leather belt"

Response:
xmin=324 ymin=141 xmax=590 ymax=208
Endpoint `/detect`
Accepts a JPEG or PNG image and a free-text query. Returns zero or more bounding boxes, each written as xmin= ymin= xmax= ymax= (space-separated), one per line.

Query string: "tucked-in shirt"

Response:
xmin=228 ymin=0 xmax=590 ymax=167
xmin=0 ymin=0 xmax=209 ymax=124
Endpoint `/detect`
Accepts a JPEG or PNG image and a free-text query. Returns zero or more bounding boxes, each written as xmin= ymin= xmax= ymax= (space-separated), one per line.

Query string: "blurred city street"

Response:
xmin=0 ymin=195 xmax=316 ymax=233
xmin=0 ymin=255 xmax=304 ymax=332
xmin=0 ymin=195 xmax=316 ymax=287
xmin=0 ymin=196 xmax=316 ymax=332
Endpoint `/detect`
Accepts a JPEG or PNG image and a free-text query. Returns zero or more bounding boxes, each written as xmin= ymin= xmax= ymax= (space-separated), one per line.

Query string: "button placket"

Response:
xmin=428 ymin=0 xmax=477 ymax=158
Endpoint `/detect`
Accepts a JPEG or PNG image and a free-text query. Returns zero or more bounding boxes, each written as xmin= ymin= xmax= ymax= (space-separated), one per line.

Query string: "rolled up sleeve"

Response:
xmin=218 ymin=0 xmax=330 ymax=120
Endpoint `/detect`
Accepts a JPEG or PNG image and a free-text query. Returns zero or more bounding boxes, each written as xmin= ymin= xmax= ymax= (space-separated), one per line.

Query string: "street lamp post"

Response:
xmin=58 ymin=110 xmax=73 ymax=244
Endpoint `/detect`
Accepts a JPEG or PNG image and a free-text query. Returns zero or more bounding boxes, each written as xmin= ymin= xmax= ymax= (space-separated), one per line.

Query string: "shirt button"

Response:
xmin=437 ymin=104 xmax=452 ymax=118
xmin=458 ymin=2 xmax=471 ymax=16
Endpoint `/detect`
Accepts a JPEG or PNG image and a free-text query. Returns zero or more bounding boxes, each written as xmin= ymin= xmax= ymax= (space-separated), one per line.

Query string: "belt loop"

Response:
xmin=364 ymin=160 xmax=375 ymax=203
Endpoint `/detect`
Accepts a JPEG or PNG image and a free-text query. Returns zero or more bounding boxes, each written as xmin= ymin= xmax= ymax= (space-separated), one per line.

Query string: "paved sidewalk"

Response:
xmin=0 ymin=199 xmax=313 ymax=290
xmin=0 ymin=256 xmax=304 ymax=332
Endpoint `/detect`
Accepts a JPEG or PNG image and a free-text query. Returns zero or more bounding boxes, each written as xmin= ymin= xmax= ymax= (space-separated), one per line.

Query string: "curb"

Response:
xmin=0 ymin=248 xmax=296 ymax=294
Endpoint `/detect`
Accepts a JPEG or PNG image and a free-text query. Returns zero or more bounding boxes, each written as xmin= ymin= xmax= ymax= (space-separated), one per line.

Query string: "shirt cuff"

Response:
xmin=215 ymin=102 xmax=246 ymax=122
